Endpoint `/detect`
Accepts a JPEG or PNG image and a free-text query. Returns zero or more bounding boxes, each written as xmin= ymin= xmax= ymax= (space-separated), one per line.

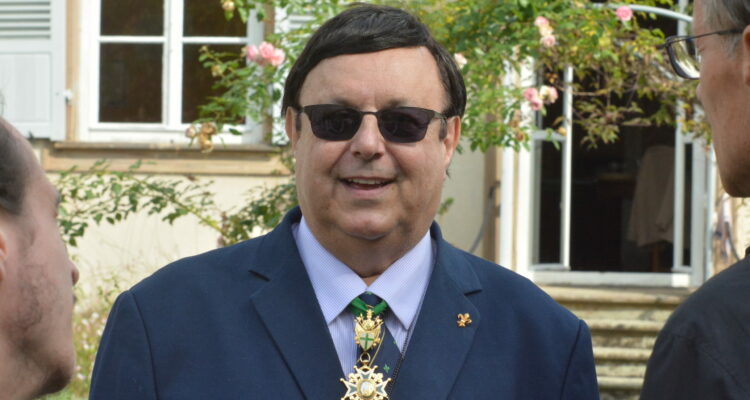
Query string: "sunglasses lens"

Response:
xmin=307 ymin=105 xmax=361 ymax=141
xmin=302 ymin=105 xmax=438 ymax=143
xmin=379 ymin=108 xmax=433 ymax=143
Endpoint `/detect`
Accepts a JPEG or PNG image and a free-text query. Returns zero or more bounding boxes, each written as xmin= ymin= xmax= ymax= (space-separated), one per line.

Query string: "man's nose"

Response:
xmin=349 ymin=114 xmax=386 ymax=160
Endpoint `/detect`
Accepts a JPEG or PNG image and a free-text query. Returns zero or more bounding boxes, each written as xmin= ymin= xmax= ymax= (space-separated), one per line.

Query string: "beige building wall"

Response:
xmin=31 ymin=139 xmax=288 ymax=299
xmin=67 ymin=175 xmax=288 ymax=305
xmin=438 ymin=141 xmax=490 ymax=257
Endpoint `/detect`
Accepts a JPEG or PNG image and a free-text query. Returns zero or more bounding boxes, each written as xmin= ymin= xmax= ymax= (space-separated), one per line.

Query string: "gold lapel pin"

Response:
xmin=457 ymin=313 xmax=472 ymax=327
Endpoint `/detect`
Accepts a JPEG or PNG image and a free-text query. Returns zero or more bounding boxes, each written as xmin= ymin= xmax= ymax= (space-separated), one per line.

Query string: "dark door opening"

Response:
xmin=534 ymin=9 xmax=695 ymax=272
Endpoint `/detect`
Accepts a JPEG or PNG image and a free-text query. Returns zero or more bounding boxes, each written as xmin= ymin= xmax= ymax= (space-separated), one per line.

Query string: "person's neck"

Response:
xmin=0 ymin=341 xmax=41 ymax=400
xmin=310 ymin=224 xmax=424 ymax=285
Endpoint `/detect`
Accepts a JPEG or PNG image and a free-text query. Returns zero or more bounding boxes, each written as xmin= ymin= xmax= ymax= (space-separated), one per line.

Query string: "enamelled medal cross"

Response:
xmin=341 ymin=365 xmax=390 ymax=400
xmin=341 ymin=309 xmax=391 ymax=400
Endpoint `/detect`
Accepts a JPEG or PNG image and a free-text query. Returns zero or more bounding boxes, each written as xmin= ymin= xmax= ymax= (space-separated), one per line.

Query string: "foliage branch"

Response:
xmin=56 ymin=160 xmax=297 ymax=248
xmin=196 ymin=0 xmax=707 ymax=151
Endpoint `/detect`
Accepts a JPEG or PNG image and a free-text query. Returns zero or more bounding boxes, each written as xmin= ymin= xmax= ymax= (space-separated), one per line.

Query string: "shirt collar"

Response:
xmin=294 ymin=216 xmax=434 ymax=331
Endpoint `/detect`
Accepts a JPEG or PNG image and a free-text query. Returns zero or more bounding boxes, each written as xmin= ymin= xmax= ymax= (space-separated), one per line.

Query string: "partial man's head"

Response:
xmin=692 ymin=0 xmax=750 ymax=196
xmin=0 ymin=118 xmax=79 ymax=399
xmin=282 ymin=4 xmax=465 ymax=255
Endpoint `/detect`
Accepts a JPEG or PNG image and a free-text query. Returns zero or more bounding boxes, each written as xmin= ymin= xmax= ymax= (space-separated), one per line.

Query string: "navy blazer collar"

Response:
xmin=248 ymin=207 xmax=483 ymax=399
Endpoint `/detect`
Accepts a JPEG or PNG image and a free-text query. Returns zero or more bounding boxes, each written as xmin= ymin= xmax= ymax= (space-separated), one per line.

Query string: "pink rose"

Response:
xmin=523 ymin=87 xmax=545 ymax=111
xmin=534 ymin=16 xmax=550 ymax=27
xmin=530 ymin=98 xmax=544 ymax=111
xmin=269 ymin=48 xmax=285 ymax=67
xmin=246 ymin=42 xmax=285 ymax=67
xmin=259 ymin=42 xmax=275 ymax=60
xmin=523 ymin=88 xmax=539 ymax=102
xmin=246 ymin=44 xmax=259 ymax=62
xmin=535 ymin=16 xmax=555 ymax=39
xmin=616 ymin=6 xmax=633 ymax=22
xmin=540 ymin=34 xmax=557 ymax=48
xmin=540 ymin=85 xmax=558 ymax=103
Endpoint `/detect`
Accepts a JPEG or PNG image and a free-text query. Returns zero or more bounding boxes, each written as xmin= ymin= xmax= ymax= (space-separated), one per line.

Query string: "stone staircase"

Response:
xmin=543 ymin=286 xmax=692 ymax=400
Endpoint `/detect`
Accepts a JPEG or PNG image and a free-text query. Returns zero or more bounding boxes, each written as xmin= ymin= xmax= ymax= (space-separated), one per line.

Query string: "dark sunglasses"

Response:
xmin=297 ymin=104 xmax=447 ymax=143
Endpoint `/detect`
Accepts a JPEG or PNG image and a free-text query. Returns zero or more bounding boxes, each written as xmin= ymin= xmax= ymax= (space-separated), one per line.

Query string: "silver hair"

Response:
xmin=701 ymin=0 xmax=750 ymax=53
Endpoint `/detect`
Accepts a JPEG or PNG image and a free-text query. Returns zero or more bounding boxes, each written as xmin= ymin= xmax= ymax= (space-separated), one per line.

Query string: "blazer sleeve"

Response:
xmin=89 ymin=290 xmax=158 ymax=400
xmin=641 ymin=332 xmax=750 ymax=400
xmin=560 ymin=320 xmax=600 ymax=400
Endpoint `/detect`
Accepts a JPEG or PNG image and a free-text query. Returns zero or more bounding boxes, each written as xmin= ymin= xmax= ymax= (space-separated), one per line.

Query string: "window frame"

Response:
xmin=500 ymin=7 xmax=715 ymax=288
xmin=79 ymin=0 xmax=264 ymax=143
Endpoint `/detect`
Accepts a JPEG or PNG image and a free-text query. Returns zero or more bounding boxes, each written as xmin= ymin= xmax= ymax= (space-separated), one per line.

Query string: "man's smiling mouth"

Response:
xmin=341 ymin=178 xmax=394 ymax=189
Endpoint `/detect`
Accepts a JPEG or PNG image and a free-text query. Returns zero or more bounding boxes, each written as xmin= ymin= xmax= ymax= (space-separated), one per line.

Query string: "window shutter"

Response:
xmin=0 ymin=0 xmax=66 ymax=140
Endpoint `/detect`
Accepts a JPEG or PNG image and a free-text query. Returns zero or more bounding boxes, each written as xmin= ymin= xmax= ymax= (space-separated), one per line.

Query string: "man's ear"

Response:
xmin=442 ymin=116 xmax=462 ymax=171
xmin=743 ymin=25 xmax=750 ymax=86
xmin=285 ymin=108 xmax=300 ymax=152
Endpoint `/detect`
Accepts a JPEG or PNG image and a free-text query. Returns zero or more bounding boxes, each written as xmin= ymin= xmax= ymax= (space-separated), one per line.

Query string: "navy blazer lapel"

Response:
xmin=249 ymin=208 xmax=344 ymax=399
xmin=390 ymin=224 xmax=482 ymax=399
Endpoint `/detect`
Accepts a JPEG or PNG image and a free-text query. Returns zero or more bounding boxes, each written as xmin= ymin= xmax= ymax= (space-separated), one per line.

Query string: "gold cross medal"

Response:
xmin=341 ymin=365 xmax=390 ymax=400
xmin=341 ymin=309 xmax=391 ymax=400
xmin=354 ymin=309 xmax=382 ymax=352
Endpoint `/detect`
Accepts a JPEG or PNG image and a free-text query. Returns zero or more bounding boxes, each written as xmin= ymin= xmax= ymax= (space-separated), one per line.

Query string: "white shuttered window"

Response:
xmin=80 ymin=0 xmax=263 ymax=143
xmin=0 ymin=0 xmax=66 ymax=140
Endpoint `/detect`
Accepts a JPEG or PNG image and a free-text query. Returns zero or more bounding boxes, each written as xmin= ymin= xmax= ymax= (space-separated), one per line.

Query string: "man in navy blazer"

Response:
xmin=90 ymin=5 xmax=599 ymax=399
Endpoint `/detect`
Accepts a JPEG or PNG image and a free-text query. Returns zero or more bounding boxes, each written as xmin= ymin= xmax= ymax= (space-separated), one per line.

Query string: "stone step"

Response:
xmin=599 ymin=375 xmax=643 ymax=400
xmin=594 ymin=346 xmax=651 ymax=361
xmin=589 ymin=319 xmax=662 ymax=349
xmin=593 ymin=333 xmax=658 ymax=350
xmin=565 ymin=305 xmax=676 ymax=323
xmin=597 ymin=361 xmax=647 ymax=379
xmin=598 ymin=376 xmax=644 ymax=391
xmin=594 ymin=347 xmax=650 ymax=379
xmin=600 ymin=391 xmax=641 ymax=400
xmin=588 ymin=319 xmax=663 ymax=333
xmin=545 ymin=286 xmax=689 ymax=323
xmin=544 ymin=286 xmax=688 ymax=307
xmin=541 ymin=286 xmax=688 ymax=400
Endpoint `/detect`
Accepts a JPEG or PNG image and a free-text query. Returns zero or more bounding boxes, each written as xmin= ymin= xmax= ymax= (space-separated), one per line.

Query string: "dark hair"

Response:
xmin=0 ymin=119 xmax=29 ymax=216
xmin=281 ymin=4 xmax=466 ymax=120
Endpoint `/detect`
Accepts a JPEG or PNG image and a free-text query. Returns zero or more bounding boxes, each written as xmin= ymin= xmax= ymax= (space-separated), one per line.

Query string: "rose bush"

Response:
xmin=195 ymin=0 xmax=705 ymax=150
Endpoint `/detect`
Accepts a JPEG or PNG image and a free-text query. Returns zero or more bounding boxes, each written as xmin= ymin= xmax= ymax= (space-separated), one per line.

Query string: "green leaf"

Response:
xmin=238 ymin=6 xmax=249 ymax=22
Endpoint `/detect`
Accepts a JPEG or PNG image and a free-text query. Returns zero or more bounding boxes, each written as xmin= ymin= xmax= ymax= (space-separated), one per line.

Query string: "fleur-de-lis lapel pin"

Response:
xmin=457 ymin=313 xmax=472 ymax=327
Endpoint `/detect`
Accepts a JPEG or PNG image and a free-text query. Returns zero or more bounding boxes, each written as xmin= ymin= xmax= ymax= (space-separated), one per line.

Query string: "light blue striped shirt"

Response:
xmin=293 ymin=216 xmax=434 ymax=375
